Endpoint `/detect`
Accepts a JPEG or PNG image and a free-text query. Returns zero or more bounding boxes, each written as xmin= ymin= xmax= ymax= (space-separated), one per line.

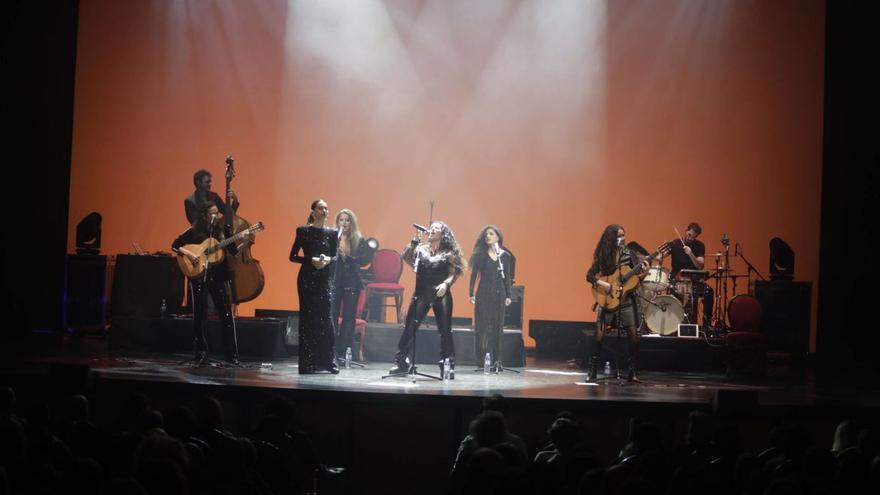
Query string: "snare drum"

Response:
xmin=642 ymin=266 xmax=670 ymax=292
xmin=643 ymin=294 xmax=685 ymax=336
xmin=673 ymin=279 xmax=693 ymax=305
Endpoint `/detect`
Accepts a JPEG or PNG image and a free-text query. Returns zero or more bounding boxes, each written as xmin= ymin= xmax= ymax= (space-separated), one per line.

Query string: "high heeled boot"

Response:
xmin=626 ymin=341 xmax=641 ymax=383
xmin=588 ymin=337 xmax=604 ymax=381
xmin=588 ymin=355 xmax=600 ymax=382
xmin=389 ymin=353 xmax=409 ymax=374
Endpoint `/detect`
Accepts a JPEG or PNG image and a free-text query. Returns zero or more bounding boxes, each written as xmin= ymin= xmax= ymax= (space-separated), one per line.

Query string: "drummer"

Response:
xmin=665 ymin=222 xmax=713 ymax=324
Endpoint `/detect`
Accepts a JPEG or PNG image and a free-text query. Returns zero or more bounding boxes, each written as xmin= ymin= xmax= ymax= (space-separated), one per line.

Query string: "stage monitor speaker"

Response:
xmin=65 ymin=254 xmax=107 ymax=330
xmin=255 ymin=309 xmax=299 ymax=346
xmin=530 ymin=319 xmax=591 ymax=359
xmin=755 ymin=280 xmax=810 ymax=355
xmin=505 ymin=285 xmax=525 ymax=328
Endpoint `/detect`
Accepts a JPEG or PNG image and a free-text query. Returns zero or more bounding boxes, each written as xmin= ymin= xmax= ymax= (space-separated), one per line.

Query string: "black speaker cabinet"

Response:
xmin=110 ymin=255 xmax=185 ymax=319
xmin=65 ymin=254 xmax=107 ymax=330
xmin=505 ymin=285 xmax=525 ymax=328
xmin=755 ymin=281 xmax=811 ymax=355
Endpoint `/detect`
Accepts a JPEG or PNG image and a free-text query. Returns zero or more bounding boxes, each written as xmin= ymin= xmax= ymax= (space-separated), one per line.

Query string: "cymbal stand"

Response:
xmin=734 ymin=243 xmax=765 ymax=296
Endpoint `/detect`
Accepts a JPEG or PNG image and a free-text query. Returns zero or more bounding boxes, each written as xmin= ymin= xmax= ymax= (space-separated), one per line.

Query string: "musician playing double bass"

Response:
xmin=585 ymin=224 xmax=649 ymax=383
xmin=184 ymin=169 xmax=239 ymax=226
xmin=172 ymin=201 xmax=240 ymax=366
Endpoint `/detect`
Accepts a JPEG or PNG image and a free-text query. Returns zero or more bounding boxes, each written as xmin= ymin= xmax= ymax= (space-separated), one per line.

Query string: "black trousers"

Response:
xmin=190 ymin=277 xmax=238 ymax=359
xmin=332 ymin=286 xmax=360 ymax=356
xmin=396 ymin=293 xmax=454 ymax=362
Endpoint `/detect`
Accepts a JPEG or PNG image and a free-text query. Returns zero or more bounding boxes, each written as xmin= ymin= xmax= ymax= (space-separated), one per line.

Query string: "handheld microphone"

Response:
xmin=209 ymin=213 xmax=218 ymax=224
xmin=413 ymin=223 xmax=428 ymax=233
xmin=493 ymin=243 xmax=502 ymax=255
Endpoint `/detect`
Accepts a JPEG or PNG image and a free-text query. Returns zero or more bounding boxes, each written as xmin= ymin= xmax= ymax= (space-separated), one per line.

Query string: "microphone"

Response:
xmin=494 ymin=243 xmax=502 ymax=255
xmin=209 ymin=213 xmax=218 ymax=224
xmin=413 ymin=223 xmax=428 ymax=233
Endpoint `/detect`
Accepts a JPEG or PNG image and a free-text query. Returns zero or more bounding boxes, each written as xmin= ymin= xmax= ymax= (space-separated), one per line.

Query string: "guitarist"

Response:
xmin=172 ymin=201 xmax=240 ymax=366
xmin=585 ymin=224 xmax=649 ymax=382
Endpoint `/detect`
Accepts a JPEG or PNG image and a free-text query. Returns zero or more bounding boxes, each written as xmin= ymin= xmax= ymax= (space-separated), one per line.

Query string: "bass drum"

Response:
xmin=643 ymin=295 xmax=684 ymax=336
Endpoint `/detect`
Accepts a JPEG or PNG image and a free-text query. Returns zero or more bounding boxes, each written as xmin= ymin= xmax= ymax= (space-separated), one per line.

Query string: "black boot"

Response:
xmin=588 ymin=337 xmax=603 ymax=381
xmin=192 ymin=339 xmax=208 ymax=367
xmin=626 ymin=342 xmax=641 ymax=383
xmin=438 ymin=358 xmax=456 ymax=379
xmin=389 ymin=353 xmax=409 ymax=374
xmin=588 ymin=355 xmax=599 ymax=382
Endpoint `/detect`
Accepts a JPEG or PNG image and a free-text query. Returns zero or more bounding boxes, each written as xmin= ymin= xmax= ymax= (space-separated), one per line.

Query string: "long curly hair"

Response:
xmin=593 ymin=224 xmax=623 ymax=274
xmin=335 ymin=208 xmax=362 ymax=253
xmin=433 ymin=221 xmax=467 ymax=274
xmin=469 ymin=225 xmax=504 ymax=269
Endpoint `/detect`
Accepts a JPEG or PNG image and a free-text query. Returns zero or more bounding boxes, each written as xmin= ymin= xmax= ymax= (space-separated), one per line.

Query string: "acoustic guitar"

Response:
xmin=591 ymin=243 xmax=669 ymax=311
xmin=174 ymin=222 xmax=265 ymax=279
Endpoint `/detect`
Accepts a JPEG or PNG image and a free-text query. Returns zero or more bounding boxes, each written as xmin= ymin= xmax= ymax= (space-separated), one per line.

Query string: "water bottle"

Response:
xmin=442 ymin=358 xmax=451 ymax=380
xmin=484 ymin=352 xmax=492 ymax=374
xmin=604 ymin=360 xmax=611 ymax=376
xmin=344 ymin=347 xmax=352 ymax=369
xmin=159 ymin=299 xmax=167 ymax=318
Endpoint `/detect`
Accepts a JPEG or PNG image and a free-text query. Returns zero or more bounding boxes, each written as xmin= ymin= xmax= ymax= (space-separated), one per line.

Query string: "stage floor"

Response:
xmin=7 ymin=334 xmax=880 ymax=410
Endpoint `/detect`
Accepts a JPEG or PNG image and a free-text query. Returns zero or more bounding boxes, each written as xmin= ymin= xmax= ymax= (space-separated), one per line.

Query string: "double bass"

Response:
xmin=224 ymin=155 xmax=266 ymax=303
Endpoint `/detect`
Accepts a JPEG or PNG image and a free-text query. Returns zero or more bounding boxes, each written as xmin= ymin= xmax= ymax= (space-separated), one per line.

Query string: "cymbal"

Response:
xmin=708 ymin=272 xmax=746 ymax=279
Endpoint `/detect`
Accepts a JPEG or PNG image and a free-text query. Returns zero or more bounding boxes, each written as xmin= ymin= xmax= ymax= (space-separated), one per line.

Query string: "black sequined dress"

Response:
xmin=290 ymin=226 xmax=338 ymax=372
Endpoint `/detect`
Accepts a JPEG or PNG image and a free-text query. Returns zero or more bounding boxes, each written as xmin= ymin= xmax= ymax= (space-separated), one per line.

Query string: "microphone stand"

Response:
xmin=383 ymin=235 xmax=441 ymax=382
xmin=735 ymin=244 xmax=765 ymax=296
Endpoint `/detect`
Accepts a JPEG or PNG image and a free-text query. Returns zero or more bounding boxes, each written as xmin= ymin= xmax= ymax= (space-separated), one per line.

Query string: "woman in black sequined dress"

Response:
xmin=389 ymin=221 xmax=466 ymax=377
xmin=289 ymin=199 xmax=339 ymax=374
xmin=468 ymin=225 xmax=512 ymax=368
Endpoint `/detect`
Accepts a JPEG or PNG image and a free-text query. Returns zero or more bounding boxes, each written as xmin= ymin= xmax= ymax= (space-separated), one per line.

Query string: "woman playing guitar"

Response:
xmin=585 ymin=224 xmax=654 ymax=383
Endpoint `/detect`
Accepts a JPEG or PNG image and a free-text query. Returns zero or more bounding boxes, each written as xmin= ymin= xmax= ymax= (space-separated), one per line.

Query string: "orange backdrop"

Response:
xmin=68 ymin=0 xmax=825 ymax=350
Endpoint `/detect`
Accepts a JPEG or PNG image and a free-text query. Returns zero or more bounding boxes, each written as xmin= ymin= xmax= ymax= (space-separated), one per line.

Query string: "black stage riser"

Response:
xmin=110 ymin=316 xmax=289 ymax=358
xmin=362 ymin=323 xmax=525 ymax=366
xmin=530 ymin=320 xmax=725 ymax=372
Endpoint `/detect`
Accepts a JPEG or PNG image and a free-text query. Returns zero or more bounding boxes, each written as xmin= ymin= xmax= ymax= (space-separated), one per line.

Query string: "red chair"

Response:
xmin=337 ymin=289 xmax=368 ymax=361
xmin=725 ymin=295 xmax=767 ymax=376
xmin=364 ymin=249 xmax=405 ymax=323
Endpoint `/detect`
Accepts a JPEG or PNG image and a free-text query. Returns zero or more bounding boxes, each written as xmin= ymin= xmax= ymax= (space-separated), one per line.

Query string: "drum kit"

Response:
xmin=637 ymin=256 xmax=752 ymax=336
xmin=628 ymin=230 xmax=766 ymax=336
xmin=637 ymin=266 xmax=707 ymax=335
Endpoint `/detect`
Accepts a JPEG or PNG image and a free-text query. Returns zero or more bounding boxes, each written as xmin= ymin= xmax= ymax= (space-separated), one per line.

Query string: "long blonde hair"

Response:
xmin=335 ymin=209 xmax=363 ymax=252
